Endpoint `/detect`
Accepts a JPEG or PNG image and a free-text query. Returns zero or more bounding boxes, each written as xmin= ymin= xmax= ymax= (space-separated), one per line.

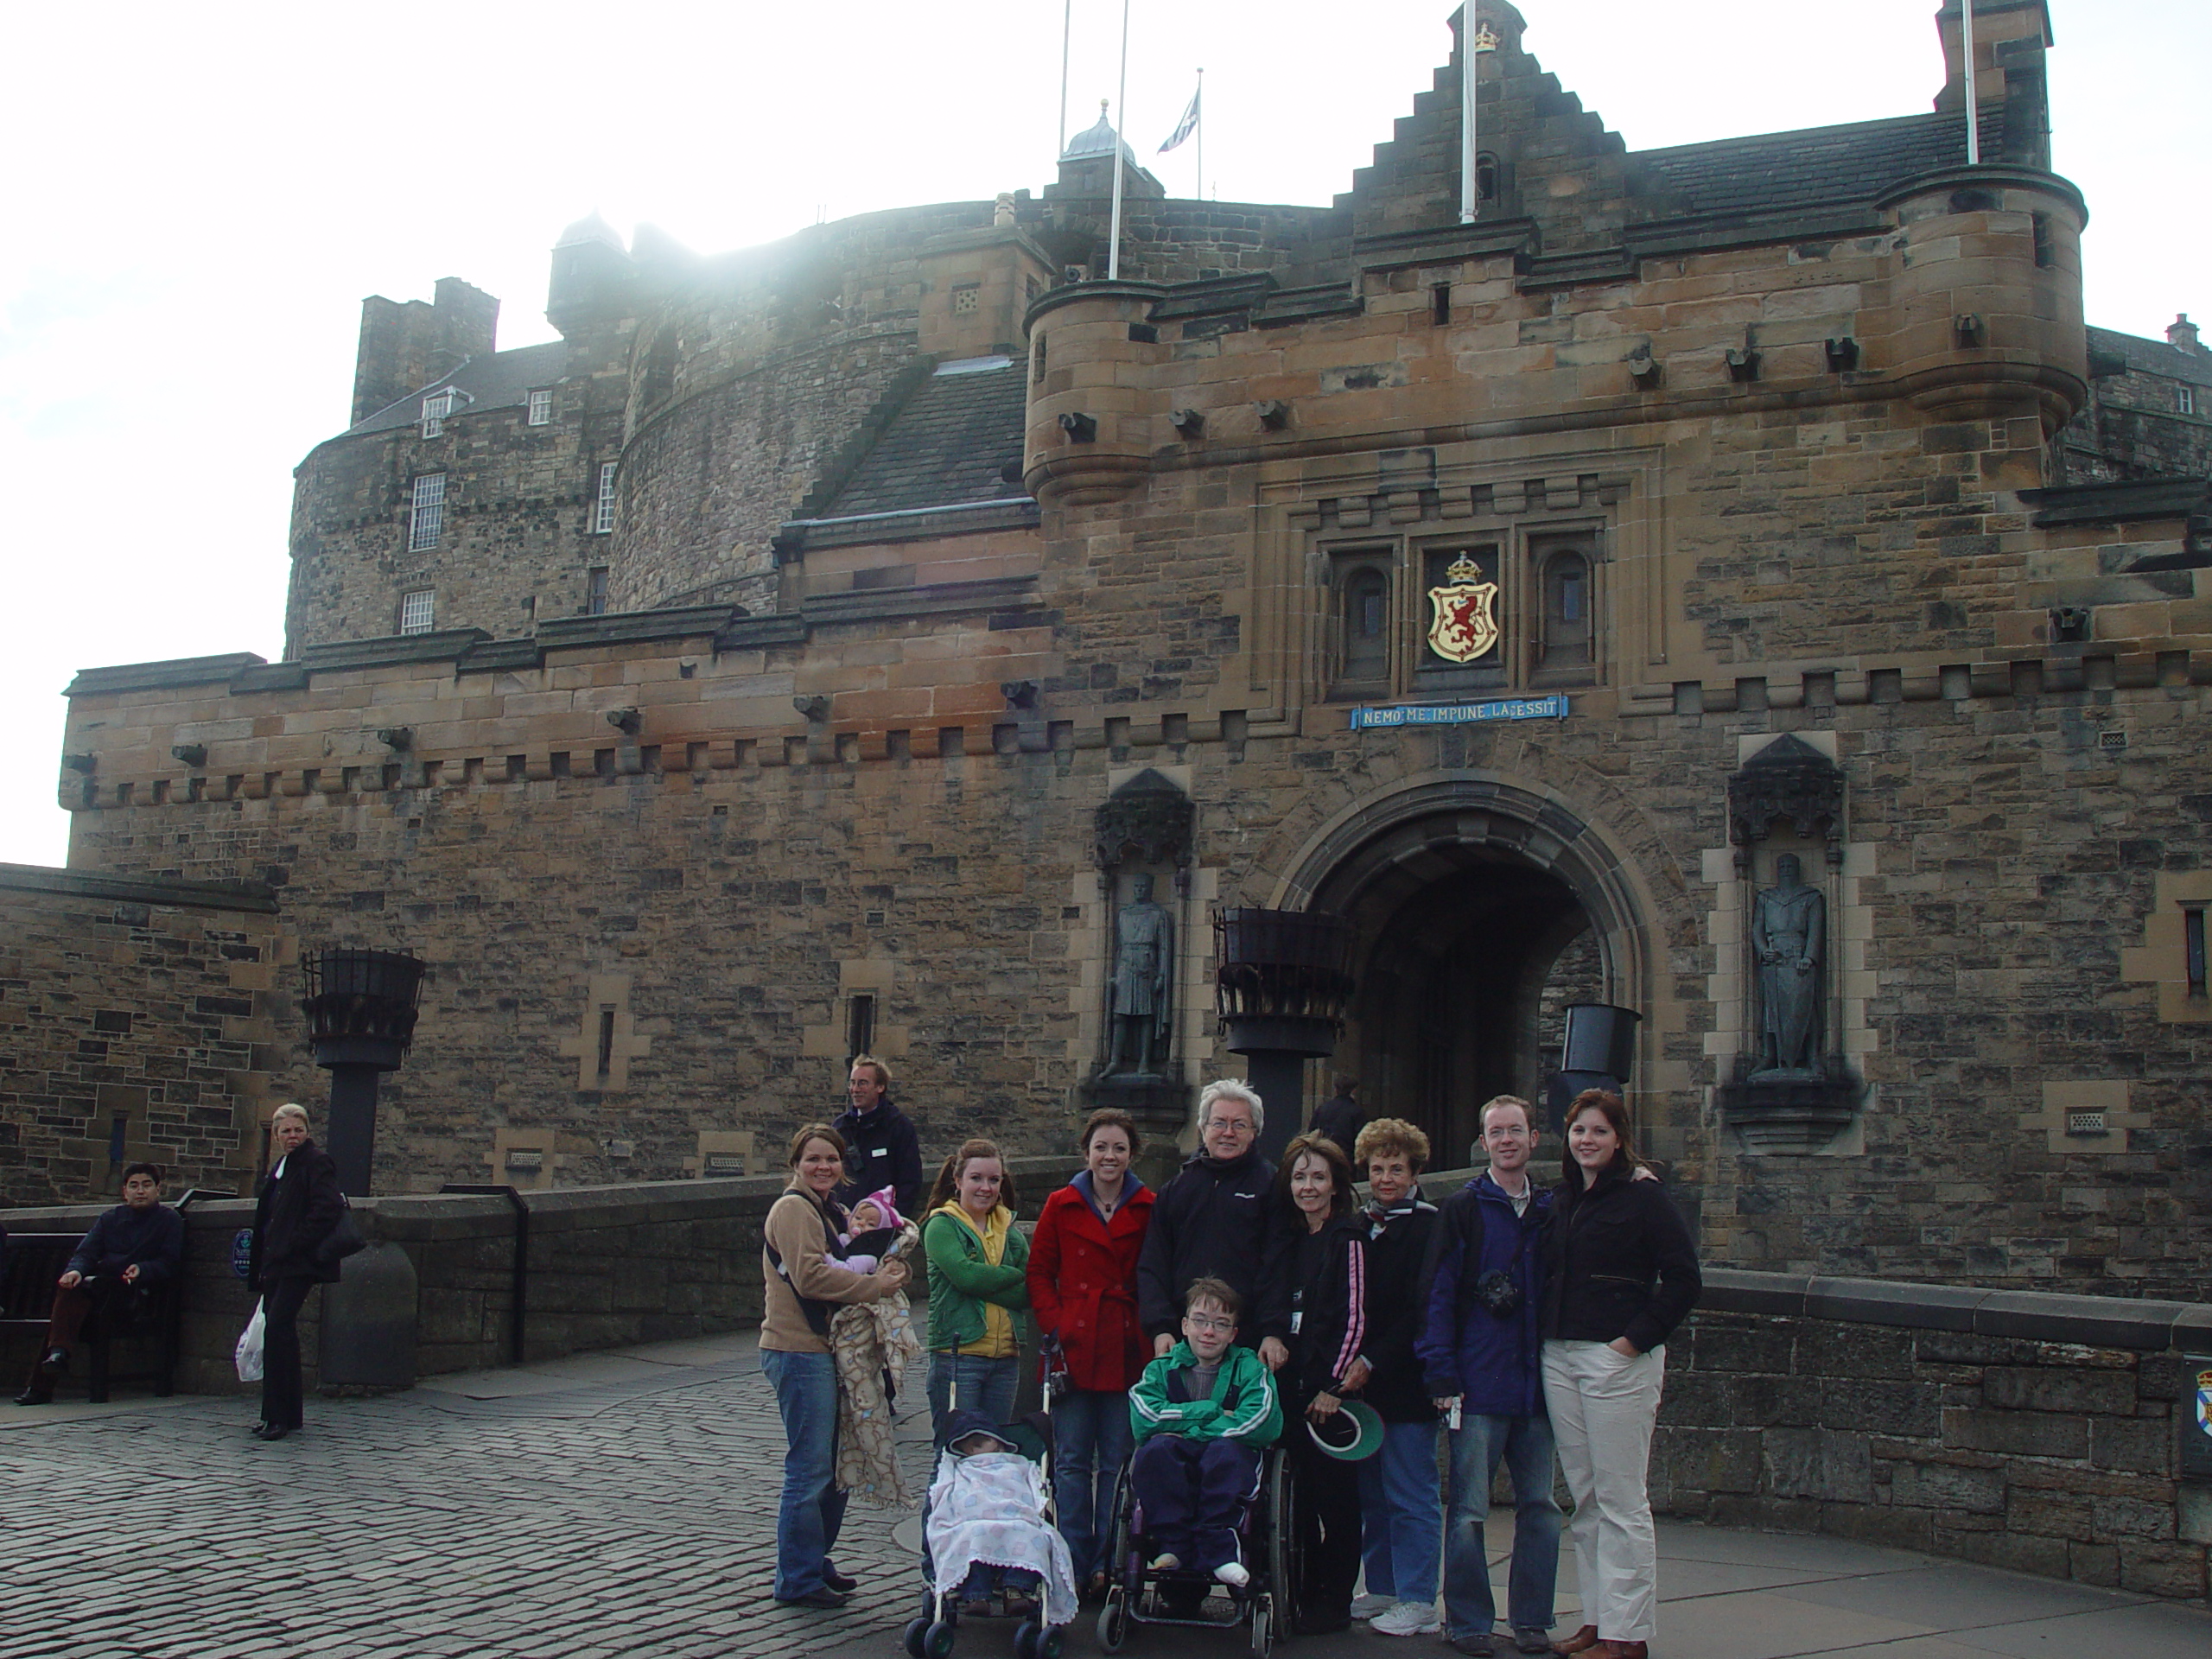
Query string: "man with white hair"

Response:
xmin=1135 ymin=1079 xmax=1292 ymax=1369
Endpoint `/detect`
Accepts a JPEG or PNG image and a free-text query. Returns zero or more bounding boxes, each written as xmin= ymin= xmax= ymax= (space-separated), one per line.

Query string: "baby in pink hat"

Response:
xmin=836 ymin=1185 xmax=906 ymax=1273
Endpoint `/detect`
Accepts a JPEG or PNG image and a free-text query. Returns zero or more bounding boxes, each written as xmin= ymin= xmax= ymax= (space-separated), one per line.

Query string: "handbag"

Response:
xmin=235 ymin=1300 xmax=266 ymax=1382
xmin=316 ymin=1199 xmax=368 ymax=1267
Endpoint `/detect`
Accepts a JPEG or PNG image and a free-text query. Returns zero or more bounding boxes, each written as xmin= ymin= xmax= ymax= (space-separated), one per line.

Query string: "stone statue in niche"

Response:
xmin=1105 ymin=873 xmax=1174 ymax=1076
xmin=1751 ymin=853 xmax=1826 ymax=1075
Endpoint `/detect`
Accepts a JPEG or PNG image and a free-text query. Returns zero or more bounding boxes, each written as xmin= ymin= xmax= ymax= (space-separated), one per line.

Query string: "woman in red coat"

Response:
xmin=1027 ymin=1107 xmax=1156 ymax=1598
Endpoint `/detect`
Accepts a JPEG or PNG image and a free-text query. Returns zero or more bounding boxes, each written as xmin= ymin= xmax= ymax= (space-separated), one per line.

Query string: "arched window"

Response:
xmin=1476 ymin=152 xmax=1501 ymax=204
xmin=1537 ymin=549 xmax=1592 ymax=672
xmin=1344 ymin=568 xmax=1390 ymax=683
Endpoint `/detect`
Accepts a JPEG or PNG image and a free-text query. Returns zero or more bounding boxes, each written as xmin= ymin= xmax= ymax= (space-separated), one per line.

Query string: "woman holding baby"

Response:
xmin=760 ymin=1122 xmax=912 ymax=1609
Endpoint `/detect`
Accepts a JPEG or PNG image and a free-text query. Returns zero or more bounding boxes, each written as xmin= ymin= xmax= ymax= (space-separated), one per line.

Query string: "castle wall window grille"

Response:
xmin=399 ymin=589 xmax=435 ymax=635
xmin=527 ymin=388 xmax=554 ymax=426
xmin=408 ymin=473 xmax=446 ymax=550
xmin=587 ymin=566 xmax=609 ymax=615
xmin=594 ymin=462 xmax=618 ymax=535
xmin=420 ymin=389 xmax=455 ymax=438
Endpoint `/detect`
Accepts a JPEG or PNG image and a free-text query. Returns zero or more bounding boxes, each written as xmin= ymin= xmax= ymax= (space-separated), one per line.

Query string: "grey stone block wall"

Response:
xmin=1653 ymin=1272 xmax=2212 ymax=1601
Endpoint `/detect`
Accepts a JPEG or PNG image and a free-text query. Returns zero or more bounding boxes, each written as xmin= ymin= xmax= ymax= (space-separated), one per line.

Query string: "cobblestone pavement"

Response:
xmin=3 ymin=1335 xmax=2206 ymax=1659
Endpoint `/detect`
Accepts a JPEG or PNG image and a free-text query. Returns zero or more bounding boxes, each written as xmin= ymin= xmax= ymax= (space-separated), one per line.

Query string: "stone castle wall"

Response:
xmin=0 ymin=867 xmax=282 ymax=1205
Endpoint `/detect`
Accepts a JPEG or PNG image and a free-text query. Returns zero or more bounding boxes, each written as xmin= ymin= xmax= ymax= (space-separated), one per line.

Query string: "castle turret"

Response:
xmin=546 ymin=212 xmax=639 ymax=335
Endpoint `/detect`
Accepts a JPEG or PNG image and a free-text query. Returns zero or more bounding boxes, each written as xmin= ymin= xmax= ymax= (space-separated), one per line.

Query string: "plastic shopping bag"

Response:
xmin=235 ymin=1300 xmax=266 ymax=1383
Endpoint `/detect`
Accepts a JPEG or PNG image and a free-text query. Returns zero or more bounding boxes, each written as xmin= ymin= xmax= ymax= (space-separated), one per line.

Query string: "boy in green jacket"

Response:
xmin=1128 ymin=1276 xmax=1283 ymax=1587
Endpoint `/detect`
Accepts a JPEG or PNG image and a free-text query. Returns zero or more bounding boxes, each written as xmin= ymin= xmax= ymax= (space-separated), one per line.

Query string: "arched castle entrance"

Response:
xmin=1274 ymin=779 xmax=1653 ymax=1169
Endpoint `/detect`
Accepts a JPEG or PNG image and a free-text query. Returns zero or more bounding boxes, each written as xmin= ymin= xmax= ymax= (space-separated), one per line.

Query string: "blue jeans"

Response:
xmin=1358 ymin=1418 xmax=1444 ymax=1605
xmin=1444 ymin=1411 xmax=1561 ymax=1639
xmin=1052 ymin=1387 xmax=1134 ymax=1582
xmin=760 ymin=1347 xmax=848 ymax=1600
xmin=926 ymin=1351 xmax=1019 ymax=1447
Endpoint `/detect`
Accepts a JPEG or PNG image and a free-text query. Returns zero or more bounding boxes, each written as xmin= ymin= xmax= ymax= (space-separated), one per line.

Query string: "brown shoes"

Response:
xmin=1588 ymin=1643 xmax=1647 ymax=1659
xmin=1551 ymin=1628 xmax=1600 ymax=1656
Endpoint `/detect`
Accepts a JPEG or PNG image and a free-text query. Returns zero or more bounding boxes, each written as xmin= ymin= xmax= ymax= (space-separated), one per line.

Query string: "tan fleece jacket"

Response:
xmin=760 ymin=1188 xmax=900 ymax=1352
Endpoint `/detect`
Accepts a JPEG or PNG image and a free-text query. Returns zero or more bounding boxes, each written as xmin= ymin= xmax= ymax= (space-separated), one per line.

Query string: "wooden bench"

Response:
xmin=2 ymin=1228 xmax=184 ymax=1402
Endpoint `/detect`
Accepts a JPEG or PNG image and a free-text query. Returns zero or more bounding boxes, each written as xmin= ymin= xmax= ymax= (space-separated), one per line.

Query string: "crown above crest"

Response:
xmin=1444 ymin=551 xmax=1484 ymax=585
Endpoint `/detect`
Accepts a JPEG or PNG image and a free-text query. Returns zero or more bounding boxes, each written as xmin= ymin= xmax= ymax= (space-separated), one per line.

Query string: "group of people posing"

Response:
xmin=760 ymin=1058 xmax=1701 ymax=1659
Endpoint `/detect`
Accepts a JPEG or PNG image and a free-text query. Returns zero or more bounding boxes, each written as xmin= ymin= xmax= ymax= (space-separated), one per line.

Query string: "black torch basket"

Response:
xmin=302 ymin=949 xmax=427 ymax=1195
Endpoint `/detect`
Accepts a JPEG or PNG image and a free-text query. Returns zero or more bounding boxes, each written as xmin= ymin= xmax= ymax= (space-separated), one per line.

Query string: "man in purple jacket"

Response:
xmin=1415 ymin=1097 xmax=1560 ymax=1658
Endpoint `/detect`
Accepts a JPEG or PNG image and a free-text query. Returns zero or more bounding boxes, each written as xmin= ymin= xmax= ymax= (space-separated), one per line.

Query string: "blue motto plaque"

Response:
xmin=231 ymin=1229 xmax=255 ymax=1279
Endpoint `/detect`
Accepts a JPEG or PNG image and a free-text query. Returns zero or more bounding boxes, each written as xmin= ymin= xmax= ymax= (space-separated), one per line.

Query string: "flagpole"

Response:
xmin=1195 ymin=67 xmax=1204 ymax=200
xmin=1059 ymin=0 xmax=1073 ymax=159
xmin=1459 ymin=4 xmax=1498 ymax=222
xmin=1109 ymin=0 xmax=1129 ymax=279
xmin=1961 ymin=0 xmax=1980 ymax=165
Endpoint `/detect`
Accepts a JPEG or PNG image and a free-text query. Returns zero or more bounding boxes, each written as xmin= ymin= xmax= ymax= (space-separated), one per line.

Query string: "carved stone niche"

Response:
xmin=1716 ymin=736 xmax=1864 ymax=1154
xmin=1084 ymin=770 xmax=1196 ymax=1162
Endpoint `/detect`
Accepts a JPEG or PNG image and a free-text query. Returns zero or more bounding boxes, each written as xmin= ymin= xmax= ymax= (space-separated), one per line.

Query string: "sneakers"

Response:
xmin=1447 ymin=1636 xmax=1496 ymax=1657
xmin=1351 ymin=1592 xmax=1396 ymax=1620
xmin=1515 ymin=1630 xmax=1556 ymax=1655
xmin=1213 ymin=1560 xmax=1249 ymax=1588
xmin=1371 ymin=1601 xmax=1441 ymax=1637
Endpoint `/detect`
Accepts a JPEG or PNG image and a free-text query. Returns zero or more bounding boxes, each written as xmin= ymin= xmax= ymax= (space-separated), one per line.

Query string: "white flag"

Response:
xmin=1158 ymin=85 xmax=1199 ymax=153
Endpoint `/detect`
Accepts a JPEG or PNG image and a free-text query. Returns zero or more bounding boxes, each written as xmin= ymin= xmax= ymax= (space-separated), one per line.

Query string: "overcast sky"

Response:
xmin=1 ymin=0 xmax=2199 ymax=868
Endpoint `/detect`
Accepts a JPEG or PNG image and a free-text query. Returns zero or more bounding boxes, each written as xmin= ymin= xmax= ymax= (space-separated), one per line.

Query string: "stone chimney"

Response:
xmin=349 ymin=278 xmax=499 ymax=425
xmin=1932 ymin=0 xmax=2054 ymax=170
xmin=2170 ymin=314 xmax=2203 ymax=355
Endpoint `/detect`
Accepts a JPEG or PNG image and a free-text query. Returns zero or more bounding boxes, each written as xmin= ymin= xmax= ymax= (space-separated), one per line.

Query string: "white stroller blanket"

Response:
xmin=925 ymin=1448 xmax=1078 ymax=1626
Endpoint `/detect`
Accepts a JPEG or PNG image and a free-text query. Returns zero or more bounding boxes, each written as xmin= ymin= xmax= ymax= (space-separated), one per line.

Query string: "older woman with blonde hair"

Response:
xmin=1349 ymin=1116 xmax=1445 ymax=1636
xmin=761 ymin=1122 xmax=912 ymax=1608
xmin=246 ymin=1103 xmax=345 ymax=1441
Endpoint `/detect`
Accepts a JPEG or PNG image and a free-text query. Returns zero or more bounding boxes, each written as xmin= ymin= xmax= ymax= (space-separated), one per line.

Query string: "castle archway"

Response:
xmin=1272 ymin=778 xmax=1655 ymax=1169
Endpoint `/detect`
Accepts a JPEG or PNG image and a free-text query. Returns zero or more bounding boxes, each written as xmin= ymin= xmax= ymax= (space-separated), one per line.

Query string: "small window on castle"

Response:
xmin=2181 ymin=386 xmax=2198 ymax=417
xmin=587 ymin=567 xmax=609 ymax=615
xmin=399 ymin=589 xmax=435 ymax=635
xmin=409 ymin=473 xmax=446 ymax=550
xmin=527 ymin=388 xmax=554 ymax=426
xmin=420 ymin=389 xmax=455 ymax=439
xmin=1475 ymin=152 xmax=1500 ymax=204
xmin=594 ymin=462 xmax=618 ymax=535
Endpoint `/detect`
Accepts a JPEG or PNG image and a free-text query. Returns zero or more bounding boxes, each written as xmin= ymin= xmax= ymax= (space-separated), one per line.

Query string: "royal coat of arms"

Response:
xmin=1427 ymin=552 xmax=1501 ymax=663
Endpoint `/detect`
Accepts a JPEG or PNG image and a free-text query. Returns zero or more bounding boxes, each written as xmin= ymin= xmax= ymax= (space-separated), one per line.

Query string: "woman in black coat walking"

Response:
xmin=247 ymin=1103 xmax=346 ymax=1440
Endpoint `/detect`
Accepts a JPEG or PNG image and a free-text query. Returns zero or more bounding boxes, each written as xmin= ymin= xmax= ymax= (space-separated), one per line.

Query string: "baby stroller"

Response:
xmin=904 ymin=1407 xmax=1076 ymax=1659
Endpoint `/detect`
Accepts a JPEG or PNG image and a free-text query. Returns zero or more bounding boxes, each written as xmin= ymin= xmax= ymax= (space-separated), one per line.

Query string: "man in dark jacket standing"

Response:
xmin=16 ymin=1162 xmax=185 ymax=1405
xmin=1136 ymin=1080 xmax=1291 ymax=1365
xmin=1416 ymin=1096 xmax=1560 ymax=1657
xmin=829 ymin=1055 xmax=924 ymax=1219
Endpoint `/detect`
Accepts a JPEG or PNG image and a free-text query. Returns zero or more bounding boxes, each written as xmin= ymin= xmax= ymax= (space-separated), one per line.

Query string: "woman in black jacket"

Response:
xmin=1272 ymin=1130 xmax=1369 ymax=1636
xmin=1537 ymin=1091 xmax=1700 ymax=1659
xmin=247 ymin=1103 xmax=346 ymax=1440
xmin=1348 ymin=1117 xmax=1441 ymax=1636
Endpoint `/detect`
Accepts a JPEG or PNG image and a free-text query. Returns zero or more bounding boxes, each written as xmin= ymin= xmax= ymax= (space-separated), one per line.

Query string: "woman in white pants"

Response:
xmin=1537 ymin=1091 xmax=1700 ymax=1659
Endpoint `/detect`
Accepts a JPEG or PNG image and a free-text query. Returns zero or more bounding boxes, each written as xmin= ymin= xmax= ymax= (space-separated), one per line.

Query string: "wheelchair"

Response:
xmin=1093 ymin=1442 xmax=1297 ymax=1657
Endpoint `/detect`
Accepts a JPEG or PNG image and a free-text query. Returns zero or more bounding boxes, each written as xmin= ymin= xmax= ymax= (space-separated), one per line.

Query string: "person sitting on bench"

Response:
xmin=16 ymin=1163 xmax=184 ymax=1406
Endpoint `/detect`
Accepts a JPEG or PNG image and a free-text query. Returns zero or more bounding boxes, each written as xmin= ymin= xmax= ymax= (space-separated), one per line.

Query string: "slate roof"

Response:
xmin=1630 ymin=108 xmax=2003 ymax=220
xmin=821 ymin=358 xmax=1032 ymax=519
xmin=344 ymin=340 xmax=569 ymax=438
xmin=2088 ymin=326 xmax=2212 ymax=390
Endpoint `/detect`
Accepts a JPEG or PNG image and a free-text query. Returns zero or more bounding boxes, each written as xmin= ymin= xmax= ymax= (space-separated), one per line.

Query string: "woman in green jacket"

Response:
xmin=922 ymin=1136 xmax=1032 ymax=1448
